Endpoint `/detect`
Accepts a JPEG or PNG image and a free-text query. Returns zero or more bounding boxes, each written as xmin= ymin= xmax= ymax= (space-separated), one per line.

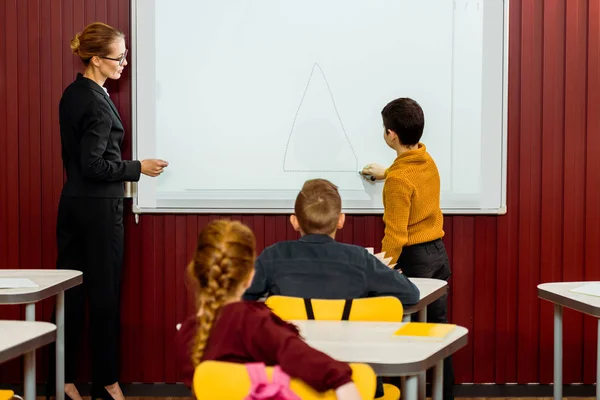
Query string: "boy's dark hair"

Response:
xmin=294 ymin=179 xmax=341 ymax=235
xmin=381 ymin=98 xmax=424 ymax=146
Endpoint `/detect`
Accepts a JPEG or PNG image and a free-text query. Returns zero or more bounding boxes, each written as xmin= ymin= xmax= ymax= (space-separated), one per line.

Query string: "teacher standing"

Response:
xmin=55 ymin=22 xmax=168 ymax=400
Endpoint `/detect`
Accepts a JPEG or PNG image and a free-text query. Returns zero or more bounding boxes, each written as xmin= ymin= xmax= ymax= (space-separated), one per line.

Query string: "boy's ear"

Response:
xmin=290 ymin=214 xmax=301 ymax=231
xmin=387 ymin=129 xmax=398 ymax=142
xmin=337 ymin=213 xmax=346 ymax=229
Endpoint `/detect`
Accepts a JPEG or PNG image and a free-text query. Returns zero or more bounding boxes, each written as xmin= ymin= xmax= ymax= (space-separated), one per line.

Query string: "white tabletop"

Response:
xmin=294 ymin=320 xmax=468 ymax=376
xmin=538 ymin=282 xmax=600 ymax=317
xmin=0 ymin=270 xmax=83 ymax=304
xmin=0 ymin=321 xmax=57 ymax=363
xmin=404 ymin=278 xmax=448 ymax=315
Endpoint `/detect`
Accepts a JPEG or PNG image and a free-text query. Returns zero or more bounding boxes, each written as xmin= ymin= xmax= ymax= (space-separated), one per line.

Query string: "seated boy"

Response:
xmin=243 ymin=178 xmax=420 ymax=306
xmin=361 ymin=97 xmax=454 ymax=400
xmin=243 ymin=178 xmax=419 ymax=398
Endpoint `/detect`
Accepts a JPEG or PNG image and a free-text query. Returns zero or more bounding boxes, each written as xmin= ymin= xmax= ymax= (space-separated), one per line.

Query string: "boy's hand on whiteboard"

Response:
xmin=141 ymin=159 xmax=169 ymax=177
xmin=360 ymin=163 xmax=386 ymax=181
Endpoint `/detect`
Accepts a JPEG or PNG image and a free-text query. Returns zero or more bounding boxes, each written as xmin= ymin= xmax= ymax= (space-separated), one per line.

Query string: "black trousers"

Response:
xmin=55 ymin=196 xmax=124 ymax=388
xmin=396 ymin=238 xmax=455 ymax=400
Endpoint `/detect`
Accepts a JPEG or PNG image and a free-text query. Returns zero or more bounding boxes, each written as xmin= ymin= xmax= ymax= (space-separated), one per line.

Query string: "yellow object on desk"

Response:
xmin=394 ymin=322 xmax=456 ymax=338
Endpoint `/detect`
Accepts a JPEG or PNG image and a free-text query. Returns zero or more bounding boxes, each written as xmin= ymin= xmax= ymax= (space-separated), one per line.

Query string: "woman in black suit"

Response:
xmin=56 ymin=22 xmax=168 ymax=400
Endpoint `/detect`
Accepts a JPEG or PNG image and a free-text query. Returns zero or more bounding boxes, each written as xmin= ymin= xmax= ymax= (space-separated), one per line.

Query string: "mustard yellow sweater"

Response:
xmin=382 ymin=143 xmax=444 ymax=263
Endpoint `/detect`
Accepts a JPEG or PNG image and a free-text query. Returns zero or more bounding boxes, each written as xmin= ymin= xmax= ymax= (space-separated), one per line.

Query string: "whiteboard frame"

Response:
xmin=130 ymin=0 xmax=509 ymax=216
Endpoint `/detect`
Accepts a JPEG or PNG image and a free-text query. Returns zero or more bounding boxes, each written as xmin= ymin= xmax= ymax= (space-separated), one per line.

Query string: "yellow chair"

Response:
xmin=193 ymin=360 xmax=377 ymax=399
xmin=265 ymin=296 xmax=403 ymax=400
xmin=375 ymin=384 xmax=401 ymax=400
xmin=265 ymin=296 xmax=404 ymax=322
xmin=0 ymin=390 xmax=14 ymax=400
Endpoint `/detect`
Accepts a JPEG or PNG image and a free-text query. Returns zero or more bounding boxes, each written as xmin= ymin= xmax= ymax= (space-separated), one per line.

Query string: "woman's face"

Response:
xmin=99 ymin=38 xmax=128 ymax=80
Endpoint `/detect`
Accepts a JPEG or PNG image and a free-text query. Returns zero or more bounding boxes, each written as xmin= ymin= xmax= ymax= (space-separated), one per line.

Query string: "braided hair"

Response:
xmin=187 ymin=219 xmax=256 ymax=366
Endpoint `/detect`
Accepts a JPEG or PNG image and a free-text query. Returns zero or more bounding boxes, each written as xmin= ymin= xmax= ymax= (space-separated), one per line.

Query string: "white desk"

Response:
xmin=259 ymin=277 xmax=448 ymax=400
xmin=0 ymin=321 xmax=57 ymax=400
xmin=404 ymin=278 xmax=448 ymax=322
xmin=294 ymin=320 xmax=467 ymax=400
xmin=0 ymin=270 xmax=83 ymax=400
xmin=537 ymin=282 xmax=600 ymax=400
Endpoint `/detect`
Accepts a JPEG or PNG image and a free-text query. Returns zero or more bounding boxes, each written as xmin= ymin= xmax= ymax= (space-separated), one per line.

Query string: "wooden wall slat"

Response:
xmin=0 ymin=0 xmax=9 ymax=275
xmin=473 ymin=217 xmax=497 ymax=383
xmin=0 ymin=0 xmax=23 ymax=383
xmin=140 ymin=215 xmax=155 ymax=381
xmin=450 ymin=217 xmax=475 ymax=383
xmin=516 ymin=0 xmax=544 ymax=384
xmin=538 ymin=0 xmax=566 ymax=385
xmin=16 ymin=0 xmax=30 ymax=278
xmin=583 ymin=0 xmax=600 ymax=384
xmin=562 ymin=0 xmax=589 ymax=384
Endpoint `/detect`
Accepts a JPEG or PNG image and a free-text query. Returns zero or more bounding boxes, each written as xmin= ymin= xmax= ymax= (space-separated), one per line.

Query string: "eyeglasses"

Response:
xmin=101 ymin=49 xmax=128 ymax=66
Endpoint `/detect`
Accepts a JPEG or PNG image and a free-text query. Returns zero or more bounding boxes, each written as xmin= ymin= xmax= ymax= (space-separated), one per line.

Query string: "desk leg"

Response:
xmin=432 ymin=360 xmax=443 ymax=400
xmin=418 ymin=308 xmax=427 ymax=400
xmin=56 ymin=291 xmax=65 ymax=400
xmin=554 ymin=304 xmax=563 ymax=400
xmin=404 ymin=375 xmax=418 ymax=400
xmin=400 ymin=377 xmax=406 ymax=397
xmin=24 ymin=303 xmax=36 ymax=400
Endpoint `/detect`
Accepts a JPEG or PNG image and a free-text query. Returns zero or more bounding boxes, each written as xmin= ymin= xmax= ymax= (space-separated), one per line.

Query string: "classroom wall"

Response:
xmin=1 ymin=0 xmax=599 ymax=386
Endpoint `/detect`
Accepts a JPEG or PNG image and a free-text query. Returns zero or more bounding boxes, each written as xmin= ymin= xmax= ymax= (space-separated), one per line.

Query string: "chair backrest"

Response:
xmin=265 ymin=296 xmax=404 ymax=322
xmin=193 ymin=360 xmax=376 ymax=399
xmin=0 ymin=390 xmax=15 ymax=400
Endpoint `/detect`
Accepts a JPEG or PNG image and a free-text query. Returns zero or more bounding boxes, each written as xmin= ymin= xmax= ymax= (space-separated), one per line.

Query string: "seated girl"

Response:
xmin=176 ymin=219 xmax=361 ymax=399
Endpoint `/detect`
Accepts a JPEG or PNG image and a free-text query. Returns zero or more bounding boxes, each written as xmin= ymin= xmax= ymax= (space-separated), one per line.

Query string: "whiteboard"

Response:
xmin=131 ymin=0 xmax=508 ymax=214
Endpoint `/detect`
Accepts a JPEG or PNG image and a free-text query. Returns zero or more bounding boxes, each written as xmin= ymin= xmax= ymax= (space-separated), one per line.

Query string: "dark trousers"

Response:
xmin=54 ymin=196 xmax=124 ymax=390
xmin=396 ymin=238 xmax=455 ymax=400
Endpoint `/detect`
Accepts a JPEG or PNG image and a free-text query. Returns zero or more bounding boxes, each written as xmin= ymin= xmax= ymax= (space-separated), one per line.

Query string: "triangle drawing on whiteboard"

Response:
xmin=282 ymin=63 xmax=358 ymax=173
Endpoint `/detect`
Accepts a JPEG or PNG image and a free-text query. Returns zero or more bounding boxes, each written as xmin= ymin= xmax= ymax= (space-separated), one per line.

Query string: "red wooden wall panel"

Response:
xmin=1 ymin=0 xmax=599 ymax=386
xmin=451 ymin=217 xmax=476 ymax=383
xmin=539 ymin=0 xmax=566 ymax=385
xmin=0 ymin=0 xmax=8 ymax=280
xmin=584 ymin=0 xmax=600 ymax=384
xmin=472 ymin=217 xmax=497 ymax=383
xmin=494 ymin=0 xmax=521 ymax=383
xmin=3 ymin=0 xmax=21 ymax=326
xmin=517 ymin=0 xmax=543 ymax=383
xmin=563 ymin=0 xmax=589 ymax=384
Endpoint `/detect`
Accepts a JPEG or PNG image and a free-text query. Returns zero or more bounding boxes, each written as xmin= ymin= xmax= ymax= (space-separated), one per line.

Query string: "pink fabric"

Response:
xmin=244 ymin=363 xmax=301 ymax=400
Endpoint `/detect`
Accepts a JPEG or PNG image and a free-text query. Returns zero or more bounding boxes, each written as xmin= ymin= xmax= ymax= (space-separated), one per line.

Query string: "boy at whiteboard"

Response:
xmin=361 ymin=97 xmax=454 ymax=400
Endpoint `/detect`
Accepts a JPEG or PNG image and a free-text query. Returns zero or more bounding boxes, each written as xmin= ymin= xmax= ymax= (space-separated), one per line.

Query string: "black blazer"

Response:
xmin=59 ymin=73 xmax=141 ymax=198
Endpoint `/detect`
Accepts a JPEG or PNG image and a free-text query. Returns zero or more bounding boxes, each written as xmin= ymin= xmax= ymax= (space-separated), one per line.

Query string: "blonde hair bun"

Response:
xmin=70 ymin=33 xmax=81 ymax=54
xmin=70 ymin=22 xmax=125 ymax=65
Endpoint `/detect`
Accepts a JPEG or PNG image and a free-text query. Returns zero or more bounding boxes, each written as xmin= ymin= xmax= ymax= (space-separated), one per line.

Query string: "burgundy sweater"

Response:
xmin=175 ymin=301 xmax=352 ymax=392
